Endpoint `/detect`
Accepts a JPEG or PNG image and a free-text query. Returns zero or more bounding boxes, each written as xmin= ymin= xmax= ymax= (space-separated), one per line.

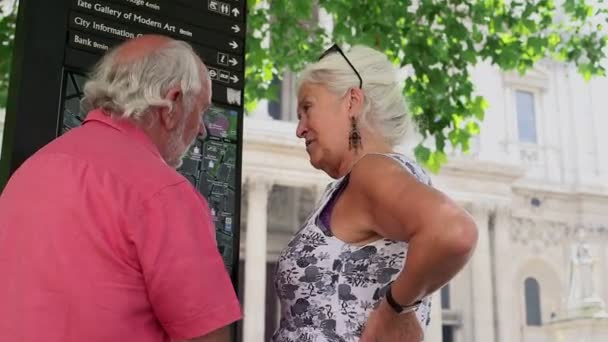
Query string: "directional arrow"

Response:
xmin=232 ymin=8 xmax=240 ymax=17
xmin=229 ymin=58 xmax=238 ymax=66
xmin=229 ymin=41 xmax=238 ymax=49
xmin=230 ymin=75 xmax=239 ymax=83
xmin=231 ymin=25 xmax=241 ymax=33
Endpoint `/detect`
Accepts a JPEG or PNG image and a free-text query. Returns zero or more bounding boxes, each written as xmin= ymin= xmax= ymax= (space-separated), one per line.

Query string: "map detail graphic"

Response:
xmin=61 ymin=72 xmax=89 ymax=133
xmin=180 ymin=106 xmax=238 ymax=270
xmin=60 ymin=71 xmax=240 ymax=273
xmin=205 ymin=106 xmax=238 ymax=140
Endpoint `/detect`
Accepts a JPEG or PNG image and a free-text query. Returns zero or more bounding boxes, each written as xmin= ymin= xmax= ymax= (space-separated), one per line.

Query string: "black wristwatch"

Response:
xmin=385 ymin=285 xmax=422 ymax=315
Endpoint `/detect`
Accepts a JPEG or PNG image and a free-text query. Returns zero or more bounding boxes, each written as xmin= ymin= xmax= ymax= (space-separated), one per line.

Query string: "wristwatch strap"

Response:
xmin=386 ymin=285 xmax=422 ymax=315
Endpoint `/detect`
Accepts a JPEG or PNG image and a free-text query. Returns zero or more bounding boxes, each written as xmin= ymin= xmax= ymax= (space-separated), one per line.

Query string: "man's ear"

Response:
xmin=159 ymin=87 xmax=182 ymax=130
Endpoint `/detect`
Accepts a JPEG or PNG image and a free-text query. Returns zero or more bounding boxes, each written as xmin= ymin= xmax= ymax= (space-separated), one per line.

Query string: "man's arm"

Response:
xmin=133 ymin=182 xmax=242 ymax=341
xmin=182 ymin=326 xmax=230 ymax=342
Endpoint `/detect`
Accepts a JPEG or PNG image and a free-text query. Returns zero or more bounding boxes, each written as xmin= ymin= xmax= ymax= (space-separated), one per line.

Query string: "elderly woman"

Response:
xmin=272 ymin=45 xmax=478 ymax=342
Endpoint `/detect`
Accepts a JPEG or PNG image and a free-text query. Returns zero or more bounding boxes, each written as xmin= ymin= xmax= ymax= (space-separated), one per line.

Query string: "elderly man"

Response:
xmin=0 ymin=35 xmax=241 ymax=342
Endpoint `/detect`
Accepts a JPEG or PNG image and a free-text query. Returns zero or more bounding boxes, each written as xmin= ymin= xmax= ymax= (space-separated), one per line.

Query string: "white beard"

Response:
xmin=165 ymin=119 xmax=191 ymax=169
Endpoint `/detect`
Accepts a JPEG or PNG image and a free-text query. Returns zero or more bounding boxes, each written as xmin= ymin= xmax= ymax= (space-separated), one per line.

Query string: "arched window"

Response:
xmin=524 ymin=277 xmax=542 ymax=326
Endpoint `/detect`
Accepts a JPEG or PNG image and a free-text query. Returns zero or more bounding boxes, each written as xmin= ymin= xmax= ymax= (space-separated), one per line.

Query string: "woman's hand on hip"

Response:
xmin=359 ymin=299 xmax=423 ymax=342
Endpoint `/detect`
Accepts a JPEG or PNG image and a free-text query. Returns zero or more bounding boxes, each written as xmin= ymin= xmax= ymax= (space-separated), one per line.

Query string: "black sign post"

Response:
xmin=1 ymin=0 xmax=246 ymax=338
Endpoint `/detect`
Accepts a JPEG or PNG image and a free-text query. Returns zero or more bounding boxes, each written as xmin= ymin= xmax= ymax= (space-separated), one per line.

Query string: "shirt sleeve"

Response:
xmin=131 ymin=181 xmax=242 ymax=340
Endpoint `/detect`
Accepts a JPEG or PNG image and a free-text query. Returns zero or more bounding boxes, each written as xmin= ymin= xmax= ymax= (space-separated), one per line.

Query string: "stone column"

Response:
xmin=492 ymin=205 xmax=515 ymax=342
xmin=243 ymin=177 xmax=272 ymax=342
xmin=469 ymin=204 xmax=496 ymax=342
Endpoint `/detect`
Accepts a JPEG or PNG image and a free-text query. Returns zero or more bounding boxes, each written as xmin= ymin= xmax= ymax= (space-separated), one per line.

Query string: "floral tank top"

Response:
xmin=272 ymin=153 xmax=433 ymax=342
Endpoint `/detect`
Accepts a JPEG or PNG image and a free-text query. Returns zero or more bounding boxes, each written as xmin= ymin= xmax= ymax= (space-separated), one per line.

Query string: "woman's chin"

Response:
xmin=307 ymin=153 xmax=322 ymax=170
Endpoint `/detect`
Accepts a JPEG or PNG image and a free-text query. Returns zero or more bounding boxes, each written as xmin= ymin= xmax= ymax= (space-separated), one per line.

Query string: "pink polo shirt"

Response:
xmin=0 ymin=110 xmax=241 ymax=341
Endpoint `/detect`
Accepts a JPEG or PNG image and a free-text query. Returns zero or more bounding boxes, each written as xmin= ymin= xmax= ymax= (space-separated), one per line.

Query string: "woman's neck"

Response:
xmin=330 ymin=138 xmax=394 ymax=179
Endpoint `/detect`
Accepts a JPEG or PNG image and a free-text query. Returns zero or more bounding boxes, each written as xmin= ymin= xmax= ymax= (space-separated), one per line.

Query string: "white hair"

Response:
xmin=82 ymin=39 xmax=204 ymax=120
xmin=297 ymin=45 xmax=411 ymax=147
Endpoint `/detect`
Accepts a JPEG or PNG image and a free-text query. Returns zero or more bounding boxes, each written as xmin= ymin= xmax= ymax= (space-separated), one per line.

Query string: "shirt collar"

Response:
xmin=83 ymin=109 xmax=162 ymax=159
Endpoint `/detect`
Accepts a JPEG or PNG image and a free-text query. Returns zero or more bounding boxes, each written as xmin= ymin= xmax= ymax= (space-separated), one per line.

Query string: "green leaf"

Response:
xmin=414 ymin=144 xmax=431 ymax=164
xmin=425 ymin=150 xmax=448 ymax=174
xmin=0 ymin=90 xmax=7 ymax=108
xmin=579 ymin=63 xmax=593 ymax=81
xmin=0 ymin=3 xmax=18 ymax=109
xmin=466 ymin=121 xmax=481 ymax=135
xmin=548 ymin=33 xmax=561 ymax=48
xmin=472 ymin=96 xmax=488 ymax=121
xmin=244 ymin=99 xmax=258 ymax=115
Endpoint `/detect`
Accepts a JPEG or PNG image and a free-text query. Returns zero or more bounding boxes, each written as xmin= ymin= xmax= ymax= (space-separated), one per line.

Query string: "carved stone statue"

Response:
xmin=549 ymin=242 xmax=608 ymax=341
xmin=564 ymin=243 xmax=607 ymax=319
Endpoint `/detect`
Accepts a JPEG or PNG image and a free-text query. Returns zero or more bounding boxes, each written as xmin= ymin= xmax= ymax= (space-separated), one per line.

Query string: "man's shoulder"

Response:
xmin=35 ymin=125 xmax=191 ymax=198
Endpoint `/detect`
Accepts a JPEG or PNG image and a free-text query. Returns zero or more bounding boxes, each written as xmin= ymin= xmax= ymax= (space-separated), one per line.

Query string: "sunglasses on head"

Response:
xmin=318 ymin=44 xmax=363 ymax=89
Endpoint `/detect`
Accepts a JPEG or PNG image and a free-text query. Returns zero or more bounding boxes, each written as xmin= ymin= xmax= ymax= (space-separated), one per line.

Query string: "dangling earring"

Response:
xmin=348 ymin=117 xmax=362 ymax=152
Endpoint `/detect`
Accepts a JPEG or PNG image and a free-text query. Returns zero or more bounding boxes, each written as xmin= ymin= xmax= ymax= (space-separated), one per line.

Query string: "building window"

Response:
xmin=441 ymin=284 xmax=451 ymax=309
xmin=515 ymin=90 xmax=538 ymax=143
xmin=441 ymin=284 xmax=455 ymax=342
xmin=524 ymin=277 xmax=542 ymax=326
xmin=442 ymin=325 xmax=455 ymax=342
